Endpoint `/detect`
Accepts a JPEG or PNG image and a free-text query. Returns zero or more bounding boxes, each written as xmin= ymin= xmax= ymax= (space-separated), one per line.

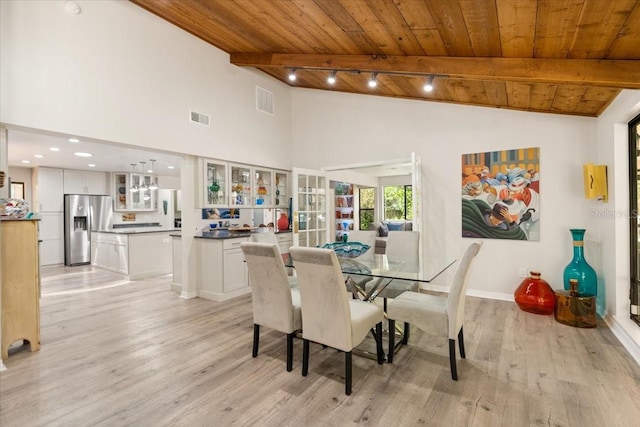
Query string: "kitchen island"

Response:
xmin=92 ymin=227 xmax=180 ymax=279
xmin=171 ymin=230 xmax=292 ymax=302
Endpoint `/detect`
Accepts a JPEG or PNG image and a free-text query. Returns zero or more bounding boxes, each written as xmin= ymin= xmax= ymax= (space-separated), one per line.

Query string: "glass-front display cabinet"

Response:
xmin=112 ymin=172 xmax=157 ymax=211
xmin=275 ymin=170 xmax=289 ymax=209
xmin=113 ymin=173 xmax=129 ymax=211
xmin=130 ymin=174 xmax=157 ymax=211
xmin=230 ymin=163 xmax=252 ymax=206
xmin=254 ymin=168 xmax=273 ymax=207
xmin=202 ymin=159 xmax=228 ymax=208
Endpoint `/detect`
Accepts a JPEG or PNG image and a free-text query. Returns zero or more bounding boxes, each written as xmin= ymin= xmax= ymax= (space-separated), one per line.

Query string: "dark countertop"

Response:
xmin=170 ymin=229 xmax=291 ymax=240
xmin=98 ymin=228 xmax=181 ymax=235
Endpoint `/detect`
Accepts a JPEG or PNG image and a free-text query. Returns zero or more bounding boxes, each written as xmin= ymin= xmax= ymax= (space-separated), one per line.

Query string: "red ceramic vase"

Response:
xmin=277 ymin=213 xmax=289 ymax=231
xmin=514 ymin=271 xmax=555 ymax=315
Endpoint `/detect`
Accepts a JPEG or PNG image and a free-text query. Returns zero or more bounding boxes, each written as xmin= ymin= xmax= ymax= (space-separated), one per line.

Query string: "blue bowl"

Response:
xmin=209 ymin=223 xmax=218 ymax=229
xmin=256 ymin=198 xmax=264 ymax=205
xmin=322 ymin=242 xmax=371 ymax=258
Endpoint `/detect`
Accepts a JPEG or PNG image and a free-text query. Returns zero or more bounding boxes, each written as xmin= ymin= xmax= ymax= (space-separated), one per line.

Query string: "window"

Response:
xmin=384 ymin=185 xmax=412 ymax=220
xmin=359 ymin=187 xmax=375 ymax=230
xmin=629 ymin=113 xmax=640 ymax=325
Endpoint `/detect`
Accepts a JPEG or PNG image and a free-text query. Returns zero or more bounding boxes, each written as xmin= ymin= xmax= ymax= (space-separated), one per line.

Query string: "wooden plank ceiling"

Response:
xmin=131 ymin=0 xmax=640 ymax=117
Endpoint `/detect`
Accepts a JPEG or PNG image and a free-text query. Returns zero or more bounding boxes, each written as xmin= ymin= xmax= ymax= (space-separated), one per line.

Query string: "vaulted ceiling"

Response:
xmin=131 ymin=0 xmax=640 ymax=117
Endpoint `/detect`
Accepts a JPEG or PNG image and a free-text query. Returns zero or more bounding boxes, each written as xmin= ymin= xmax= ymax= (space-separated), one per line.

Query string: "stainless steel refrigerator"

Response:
xmin=64 ymin=194 xmax=113 ymax=266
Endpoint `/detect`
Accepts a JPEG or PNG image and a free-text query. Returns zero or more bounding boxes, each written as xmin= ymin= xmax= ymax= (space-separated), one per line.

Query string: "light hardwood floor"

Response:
xmin=1 ymin=265 xmax=639 ymax=426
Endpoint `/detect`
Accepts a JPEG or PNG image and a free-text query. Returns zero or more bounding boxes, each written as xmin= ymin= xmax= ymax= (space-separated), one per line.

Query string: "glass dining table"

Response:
xmin=285 ymin=250 xmax=457 ymax=360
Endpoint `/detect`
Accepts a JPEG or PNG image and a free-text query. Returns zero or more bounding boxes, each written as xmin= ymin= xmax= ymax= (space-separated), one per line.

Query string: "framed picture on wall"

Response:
xmin=461 ymin=147 xmax=540 ymax=241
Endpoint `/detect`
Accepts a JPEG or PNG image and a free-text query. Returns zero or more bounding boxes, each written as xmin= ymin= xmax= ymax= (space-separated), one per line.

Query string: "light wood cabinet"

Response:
xmin=1 ymin=219 xmax=40 ymax=360
xmin=63 ymin=170 xmax=106 ymax=195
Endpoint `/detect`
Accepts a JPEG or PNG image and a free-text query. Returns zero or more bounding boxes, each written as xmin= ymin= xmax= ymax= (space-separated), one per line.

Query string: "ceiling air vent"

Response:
xmin=190 ymin=110 xmax=210 ymax=126
xmin=256 ymin=86 xmax=274 ymax=115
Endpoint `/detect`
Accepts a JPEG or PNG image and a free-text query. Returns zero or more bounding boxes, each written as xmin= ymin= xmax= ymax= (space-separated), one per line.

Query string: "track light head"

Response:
xmin=368 ymin=72 xmax=378 ymax=88
xmin=327 ymin=70 xmax=337 ymax=85
xmin=423 ymin=75 xmax=434 ymax=92
xmin=288 ymin=68 xmax=297 ymax=82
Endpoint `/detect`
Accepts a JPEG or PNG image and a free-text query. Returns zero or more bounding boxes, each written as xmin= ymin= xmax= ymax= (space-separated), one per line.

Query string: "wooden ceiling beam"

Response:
xmin=230 ymin=53 xmax=640 ymax=88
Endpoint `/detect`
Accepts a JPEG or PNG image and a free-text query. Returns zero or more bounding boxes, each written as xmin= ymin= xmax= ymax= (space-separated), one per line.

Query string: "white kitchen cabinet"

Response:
xmin=222 ymin=238 xmax=248 ymax=292
xmin=32 ymin=167 xmax=64 ymax=212
xmin=91 ymin=233 xmax=128 ymax=274
xmin=63 ymin=170 xmax=106 ymax=195
xmin=38 ymin=212 xmax=64 ymax=266
xmin=276 ymin=232 xmax=293 ymax=256
xmin=195 ymin=236 xmax=250 ymax=301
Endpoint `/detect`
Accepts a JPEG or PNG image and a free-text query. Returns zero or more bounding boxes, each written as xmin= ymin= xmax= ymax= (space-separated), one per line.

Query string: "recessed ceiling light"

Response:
xmin=74 ymin=152 xmax=93 ymax=157
xmin=88 ymin=164 xmax=96 ymax=168
xmin=50 ymin=147 xmax=60 ymax=152
xmin=68 ymin=138 xmax=80 ymax=143
xmin=34 ymin=154 xmax=44 ymax=158
xmin=168 ymin=165 xmax=175 ymax=169
xmin=21 ymin=160 xmax=31 ymax=164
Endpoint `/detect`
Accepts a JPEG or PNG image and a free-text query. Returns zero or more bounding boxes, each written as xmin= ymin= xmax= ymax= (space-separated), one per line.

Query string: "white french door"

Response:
xmin=292 ymin=168 xmax=331 ymax=248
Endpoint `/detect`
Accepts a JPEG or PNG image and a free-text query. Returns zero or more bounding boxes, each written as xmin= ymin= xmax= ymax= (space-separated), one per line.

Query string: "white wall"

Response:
xmin=0 ymin=0 xmax=292 ymax=170
xmin=7 ymin=166 xmax=32 ymax=206
xmin=596 ymin=90 xmax=640 ymax=359
xmin=292 ymin=88 xmax=599 ymax=298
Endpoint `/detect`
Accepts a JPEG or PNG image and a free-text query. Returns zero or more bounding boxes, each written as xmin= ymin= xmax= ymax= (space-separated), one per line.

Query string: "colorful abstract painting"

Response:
xmin=461 ymin=147 xmax=540 ymax=241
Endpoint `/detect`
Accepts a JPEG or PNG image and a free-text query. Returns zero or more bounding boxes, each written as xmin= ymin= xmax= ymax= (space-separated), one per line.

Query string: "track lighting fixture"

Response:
xmin=327 ymin=70 xmax=337 ymax=85
xmin=368 ymin=72 xmax=378 ymax=88
xmin=424 ymin=75 xmax=434 ymax=92
xmin=288 ymin=68 xmax=297 ymax=82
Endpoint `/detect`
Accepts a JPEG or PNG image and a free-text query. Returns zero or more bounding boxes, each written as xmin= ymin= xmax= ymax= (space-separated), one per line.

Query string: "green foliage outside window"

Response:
xmin=359 ymin=187 xmax=375 ymax=230
xmin=384 ymin=185 xmax=412 ymax=220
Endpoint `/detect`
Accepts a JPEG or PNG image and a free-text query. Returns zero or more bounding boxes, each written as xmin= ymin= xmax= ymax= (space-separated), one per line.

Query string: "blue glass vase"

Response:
xmin=563 ymin=229 xmax=602 ymax=316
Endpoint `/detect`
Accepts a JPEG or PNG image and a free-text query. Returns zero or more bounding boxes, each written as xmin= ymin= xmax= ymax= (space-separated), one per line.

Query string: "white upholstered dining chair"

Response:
xmin=386 ymin=241 xmax=482 ymax=380
xmin=289 ymin=246 xmax=384 ymax=395
xmin=251 ymin=231 xmax=297 ymax=287
xmin=240 ymin=242 xmax=302 ymax=372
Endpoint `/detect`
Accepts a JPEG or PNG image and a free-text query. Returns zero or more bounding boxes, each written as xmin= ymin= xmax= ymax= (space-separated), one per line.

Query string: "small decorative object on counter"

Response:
xmin=563 ymin=228 xmax=602 ymax=316
xmin=514 ymin=271 xmax=555 ymax=315
xmin=554 ymin=279 xmax=597 ymax=328
xmin=277 ymin=213 xmax=289 ymax=231
xmin=0 ymin=198 xmax=30 ymax=218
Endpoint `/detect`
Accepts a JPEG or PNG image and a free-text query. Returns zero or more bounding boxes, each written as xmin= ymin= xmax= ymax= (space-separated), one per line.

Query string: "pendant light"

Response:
xmin=129 ymin=164 xmax=139 ymax=192
xmin=139 ymin=162 xmax=149 ymax=191
xmin=148 ymin=159 xmax=158 ymax=190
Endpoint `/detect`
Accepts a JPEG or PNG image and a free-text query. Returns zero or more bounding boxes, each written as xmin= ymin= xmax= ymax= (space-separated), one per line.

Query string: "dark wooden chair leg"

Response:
xmin=286 ymin=332 xmax=294 ymax=372
xmin=449 ymin=338 xmax=458 ymax=381
xmin=375 ymin=322 xmax=384 ymax=364
xmin=388 ymin=319 xmax=395 ymax=363
xmin=302 ymin=339 xmax=310 ymax=376
xmin=345 ymin=351 xmax=352 ymax=395
xmin=402 ymin=322 xmax=410 ymax=345
xmin=458 ymin=327 xmax=466 ymax=359
xmin=252 ymin=324 xmax=260 ymax=357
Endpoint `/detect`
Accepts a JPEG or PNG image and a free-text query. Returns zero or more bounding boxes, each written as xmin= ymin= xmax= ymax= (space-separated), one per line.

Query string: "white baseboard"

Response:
xmin=197 ymin=287 xmax=251 ymax=302
xmin=0 ymin=361 xmax=6 ymax=372
xmin=603 ymin=314 xmax=640 ymax=366
xmin=423 ymin=283 xmax=514 ymax=302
